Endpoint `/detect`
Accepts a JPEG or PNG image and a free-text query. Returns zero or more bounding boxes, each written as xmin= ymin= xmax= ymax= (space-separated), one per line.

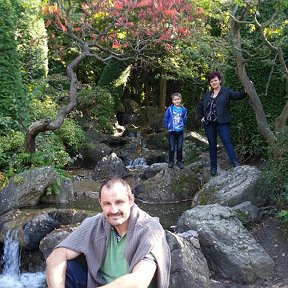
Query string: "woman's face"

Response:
xmin=209 ymin=76 xmax=221 ymax=90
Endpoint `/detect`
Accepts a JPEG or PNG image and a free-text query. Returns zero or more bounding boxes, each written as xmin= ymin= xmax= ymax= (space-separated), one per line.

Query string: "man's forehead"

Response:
xmin=102 ymin=182 xmax=128 ymax=194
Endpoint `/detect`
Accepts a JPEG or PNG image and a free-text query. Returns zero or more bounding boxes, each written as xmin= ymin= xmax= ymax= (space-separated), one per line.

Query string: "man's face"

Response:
xmin=99 ymin=182 xmax=134 ymax=234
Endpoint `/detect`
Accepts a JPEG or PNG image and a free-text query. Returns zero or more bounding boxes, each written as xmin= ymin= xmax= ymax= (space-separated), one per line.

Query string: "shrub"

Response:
xmin=257 ymin=128 xmax=288 ymax=219
xmin=78 ymin=86 xmax=115 ymax=133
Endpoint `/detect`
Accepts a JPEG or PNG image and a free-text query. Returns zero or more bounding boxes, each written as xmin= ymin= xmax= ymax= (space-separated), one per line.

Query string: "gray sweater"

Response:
xmin=57 ymin=204 xmax=171 ymax=288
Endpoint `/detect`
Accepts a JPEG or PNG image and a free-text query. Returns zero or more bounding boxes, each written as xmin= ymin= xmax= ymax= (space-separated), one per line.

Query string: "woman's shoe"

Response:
xmin=168 ymin=162 xmax=174 ymax=168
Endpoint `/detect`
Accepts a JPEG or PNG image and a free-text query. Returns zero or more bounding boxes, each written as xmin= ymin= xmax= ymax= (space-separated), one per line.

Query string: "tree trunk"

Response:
xmin=229 ymin=7 xmax=279 ymax=159
xmin=24 ymin=51 xmax=87 ymax=154
xmin=159 ymin=75 xmax=167 ymax=113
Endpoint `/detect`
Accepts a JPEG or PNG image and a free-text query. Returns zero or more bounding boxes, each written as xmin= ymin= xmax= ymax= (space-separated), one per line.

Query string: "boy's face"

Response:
xmin=172 ymin=96 xmax=182 ymax=107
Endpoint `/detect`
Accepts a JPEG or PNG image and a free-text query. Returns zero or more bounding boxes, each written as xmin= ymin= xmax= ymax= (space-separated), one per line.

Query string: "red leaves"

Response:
xmin=55 ymin=17 xmax=67 ymax=32
xmin=114 ymin=2 xmax=123 ymax=10
xmin=112 ymin=39 xmax=120 ymax=49
xmin=46 ymin=0 xmax=198 ymax=54
xmin=163 ymin=9 xmax=177 ymax=17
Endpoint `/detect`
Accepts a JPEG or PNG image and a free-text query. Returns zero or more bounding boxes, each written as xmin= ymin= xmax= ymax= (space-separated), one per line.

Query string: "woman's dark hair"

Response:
xmin=206 ymin=71 xmax=222 ymax=83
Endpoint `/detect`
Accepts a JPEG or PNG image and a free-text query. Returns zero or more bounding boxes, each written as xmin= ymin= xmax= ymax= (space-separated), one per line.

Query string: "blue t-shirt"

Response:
xmin=172 ymin=106 xmax=184 ymax=132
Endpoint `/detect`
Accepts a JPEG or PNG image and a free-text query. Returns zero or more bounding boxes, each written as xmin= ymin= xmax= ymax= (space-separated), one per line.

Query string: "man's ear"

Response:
xmin=129 ymin=193 xmax=135 ymax=204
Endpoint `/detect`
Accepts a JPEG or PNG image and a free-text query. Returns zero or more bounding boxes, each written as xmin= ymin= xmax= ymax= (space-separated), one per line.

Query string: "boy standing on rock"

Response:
xmin=164 ymin=92 xmax=187 ymax=169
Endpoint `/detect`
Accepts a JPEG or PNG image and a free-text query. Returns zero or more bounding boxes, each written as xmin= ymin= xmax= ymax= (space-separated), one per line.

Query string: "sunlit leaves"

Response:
xmin=44 ymin=0 xmax=199 ymax=57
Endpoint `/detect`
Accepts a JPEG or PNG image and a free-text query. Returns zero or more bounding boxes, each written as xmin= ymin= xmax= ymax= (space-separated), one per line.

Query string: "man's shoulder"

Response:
xmin=137 ymin=209 xmax=164 ymax=231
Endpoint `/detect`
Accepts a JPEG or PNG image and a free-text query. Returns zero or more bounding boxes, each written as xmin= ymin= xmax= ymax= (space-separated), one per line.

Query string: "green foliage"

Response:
xmin=56 ymin=118 xmax=85 ymax=151
xmin=15 ymin=0 xmax=48 ymax=83
xmin=0 ymin=0 xmax=27 ymax=123
xmin=278 ymin=210 xmax=288 ymax=225
xmin=0 ymin=130 xmax=25 ymax=170
xmin=13 ymin=175 xmax=24 ymax=185
xmin=45 ymin=169 xmax=69 ymax=196
xmin=78 ymin=86 xmax=115 ymax=133
xmin=98 ymin=58 xmax=131 ymax=107
xmin=257 ymin=127 xmax=288 ymax=207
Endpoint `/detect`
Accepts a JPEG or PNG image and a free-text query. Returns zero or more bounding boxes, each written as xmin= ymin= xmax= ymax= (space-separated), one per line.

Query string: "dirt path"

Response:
xmin=210 ymin=215 xmax=288 ymax=288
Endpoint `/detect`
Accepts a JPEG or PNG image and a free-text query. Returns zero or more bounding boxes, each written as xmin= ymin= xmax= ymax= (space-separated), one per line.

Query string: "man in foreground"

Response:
xmin=46 ymin=178 xmax=171 ymax=288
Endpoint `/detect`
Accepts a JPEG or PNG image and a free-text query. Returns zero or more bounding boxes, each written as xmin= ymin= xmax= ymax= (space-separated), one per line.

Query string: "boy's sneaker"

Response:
xmin=168 ymin=162 xmax=174 ymax=168
xmin=210 ymin=168 xmax=217 ymax=176
xmin=177 ymin=162 xmax=184 ymax=169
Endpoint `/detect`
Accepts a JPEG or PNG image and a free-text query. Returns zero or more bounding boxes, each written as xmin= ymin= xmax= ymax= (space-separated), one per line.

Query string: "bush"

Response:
xmin=257 ymin=127 xmax=288 ymax=213
xmin=78 ymin=86 xmax=115 ymax=133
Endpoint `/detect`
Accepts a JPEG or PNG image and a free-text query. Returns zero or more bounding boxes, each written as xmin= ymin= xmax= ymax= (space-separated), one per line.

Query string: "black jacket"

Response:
xmin=197 ymin=86 xmax=246 ymax=124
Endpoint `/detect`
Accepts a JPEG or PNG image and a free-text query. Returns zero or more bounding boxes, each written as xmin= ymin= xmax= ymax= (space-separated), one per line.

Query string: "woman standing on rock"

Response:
xmin=197 ymin=71 xmax=247 ymax=176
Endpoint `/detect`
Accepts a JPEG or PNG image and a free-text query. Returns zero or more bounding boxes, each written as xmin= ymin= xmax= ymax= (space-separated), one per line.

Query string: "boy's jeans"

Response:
xmin=204 ymin=123 xmax=238 ymax=170
xmin=168 ymin=131 xmax=183 ymax=163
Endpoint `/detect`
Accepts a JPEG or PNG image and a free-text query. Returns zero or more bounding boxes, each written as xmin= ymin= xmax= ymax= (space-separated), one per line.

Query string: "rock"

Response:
xmin=40 ymin=227 xmax=77 ymax=259
xmin=232 ymin=201 xmax=260 ymax=226
xmin=176 ymin=204 xmax=274 ymax=284
xmin=167 ymin=231 xmax=210 ymax=288
xmin=0 ymin=209 xmax=60 ymax=248
xmin=196 ymin=165 xmax=263 ymax=207
xmin=92 ymin=153 xmax=128 ymax=181
xmin=0 ymin=208 xmax=93 ymax=249
xmin=41 ymin=177 xmax=74 ymax=204
xmin=80 ymin=142 xmax=112 ymax=168
xmin=0 ymin=166 xmax=57 ymax=215
xmin=23 ymin=214 xmax=61 ymax=249
xmin=133 ymin=164 xmax=200 ymax=203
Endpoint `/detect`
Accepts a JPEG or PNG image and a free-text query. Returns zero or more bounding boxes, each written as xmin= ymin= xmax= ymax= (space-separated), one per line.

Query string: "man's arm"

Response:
xmin=46 ymin=247 xmax=81 ymax=288
xmin=100 ymin=259 xmax=157 ymax=288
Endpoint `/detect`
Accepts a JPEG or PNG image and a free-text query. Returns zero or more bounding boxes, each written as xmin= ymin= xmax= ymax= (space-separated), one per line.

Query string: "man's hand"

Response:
xmin=46 ymin=247 xmax=80 ymax=288
xmin=100 ymin=259 xmax=157 ymax=288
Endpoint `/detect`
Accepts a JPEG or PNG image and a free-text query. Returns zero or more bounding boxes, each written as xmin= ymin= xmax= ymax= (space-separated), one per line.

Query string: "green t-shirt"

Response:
xmin=100 ymin=229 xmax=156 ymax=288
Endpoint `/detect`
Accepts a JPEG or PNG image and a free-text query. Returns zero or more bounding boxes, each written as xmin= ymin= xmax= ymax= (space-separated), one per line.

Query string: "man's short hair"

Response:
xmin=99 ymin=178 xmax=132 ymax=200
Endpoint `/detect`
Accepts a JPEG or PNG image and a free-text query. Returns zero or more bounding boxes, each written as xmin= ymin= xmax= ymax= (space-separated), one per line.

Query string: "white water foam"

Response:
xmin=0 ymin=230 xmax=46 ymax=288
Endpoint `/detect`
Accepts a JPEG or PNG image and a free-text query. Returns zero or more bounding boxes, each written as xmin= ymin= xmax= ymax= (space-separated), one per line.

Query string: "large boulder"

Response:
xmin=167 ymin=231 xmax=210 ymax=288
xmin=0 ymin=208 xmax=92 ymax=249
xmin=196 ymin=165 xmax=263 ymax=207
xmin=80 ymin=142 xmax=112 ymax=168
xmin=92 ymin=153 xmax=128 ymax=181
xmin=133 ymin=163 xmax=201 ymax=203
xmin=0 ymin=166 xmax=57 ymax=215
xmin=40 ymin=227 xmax=77 ymax=259
xmin=176 ymin=204 xmax=275 ymax=284
xmin=41 ymin=177 xmax=74 ymax=204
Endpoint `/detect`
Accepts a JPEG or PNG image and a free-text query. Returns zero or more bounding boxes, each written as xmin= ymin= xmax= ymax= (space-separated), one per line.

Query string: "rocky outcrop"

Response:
xmin=133 ymin=163 xmax=201 ymax=203
xmin=195 ymin=165 xmax=263 ymax=207
xmin=176 ymin=204 xmax=274 ymax=284
xmin=167 ymin=230 xmax=210 ymax=288
xmin=92 ymin=153 xmax=127 ymax=181
xmin=0 ymin=167 xmax=57 ymax=215
xmin=231 ymin=201 xmax=260 ymax=226
xmin=0 ymin=208 xmax=93 ymax=249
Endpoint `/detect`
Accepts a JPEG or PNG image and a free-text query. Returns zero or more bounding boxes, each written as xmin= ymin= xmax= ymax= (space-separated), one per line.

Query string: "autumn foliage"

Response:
xmin=43 ymin=0 xmax=199 ymax=57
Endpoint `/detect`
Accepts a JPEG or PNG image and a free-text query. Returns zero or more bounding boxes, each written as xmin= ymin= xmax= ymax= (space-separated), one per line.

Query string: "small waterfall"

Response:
xmin=2 ymin=230 xmax=20 ymax=278
xmin=0 ymin=230 xmax=46 ymax=288
xmin=127 ymin=157 xmax=149 ymax=169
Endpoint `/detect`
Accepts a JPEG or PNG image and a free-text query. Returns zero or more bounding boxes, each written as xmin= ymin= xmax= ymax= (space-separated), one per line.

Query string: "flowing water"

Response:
xmin=0 ymin=231 xmax=46 ymax=288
